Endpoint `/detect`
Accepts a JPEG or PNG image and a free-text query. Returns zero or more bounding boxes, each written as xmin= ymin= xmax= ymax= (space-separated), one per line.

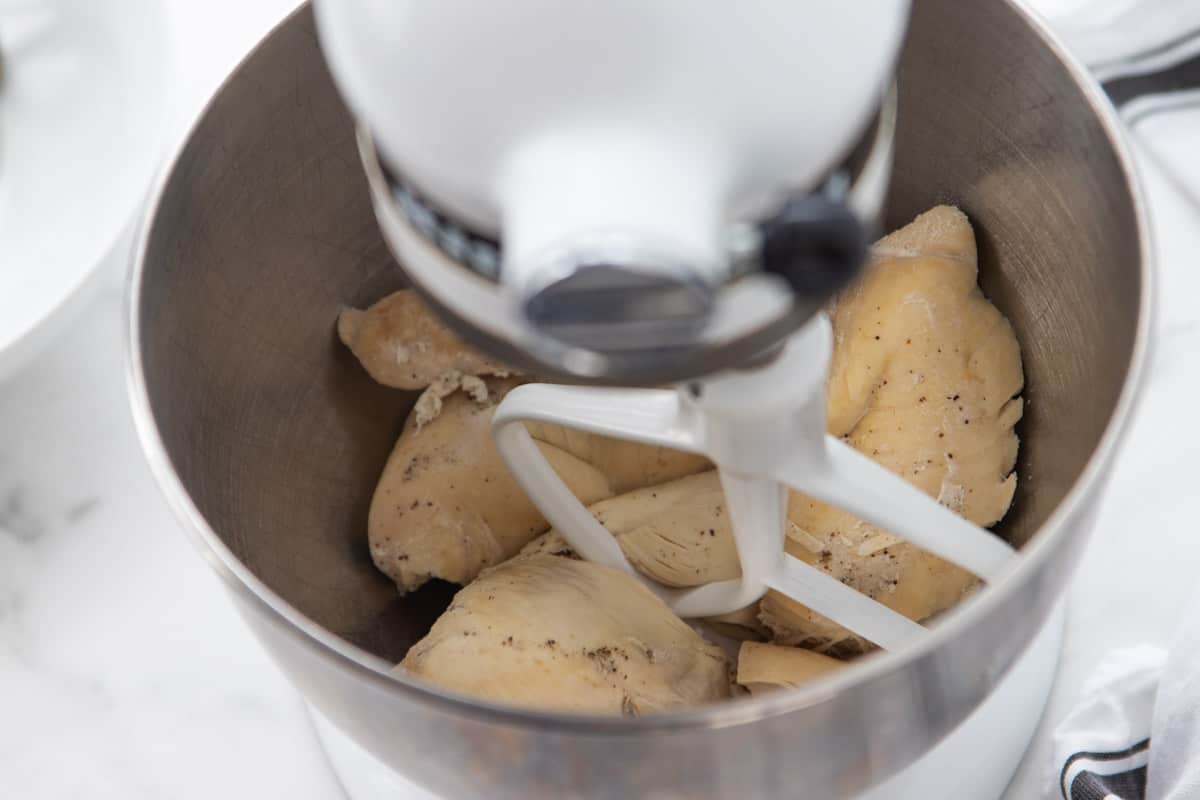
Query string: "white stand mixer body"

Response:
xmin=314 ymin=1 xmax=909 ymax=279
xmin=315 ymin=2 xmax=909 ymax=384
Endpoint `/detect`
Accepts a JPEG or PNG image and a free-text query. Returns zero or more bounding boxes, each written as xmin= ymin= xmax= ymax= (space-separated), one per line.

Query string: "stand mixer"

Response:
xmin=127 ymin=2 xmax=1152 ymax=797
xmin=314 ymin=1 xmax=1015 ymax=645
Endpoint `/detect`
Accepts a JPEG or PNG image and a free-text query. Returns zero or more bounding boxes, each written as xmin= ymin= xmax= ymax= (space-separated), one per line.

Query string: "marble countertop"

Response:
xmin=2 ymin=3 xmax=1199 ymax=798
xmin=0 ymin=2 xmax=343 ymax=797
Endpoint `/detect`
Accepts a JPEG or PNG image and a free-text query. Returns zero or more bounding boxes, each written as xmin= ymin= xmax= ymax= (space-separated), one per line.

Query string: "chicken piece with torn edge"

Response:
xmin=338 ymin=289 xmax=512 ymax=428
xmin=368 ymin=379 xmax=708 ymax=591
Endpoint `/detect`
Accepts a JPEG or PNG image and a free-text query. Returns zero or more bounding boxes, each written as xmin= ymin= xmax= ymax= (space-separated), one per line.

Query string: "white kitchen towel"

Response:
xmin=1049 ymin=587 xmax=1200 ymax=799
xmin=1145 ymin=584 xmax=1200 ymax=800
xmin=1049 ymin=645 xmax=1164 ymax=799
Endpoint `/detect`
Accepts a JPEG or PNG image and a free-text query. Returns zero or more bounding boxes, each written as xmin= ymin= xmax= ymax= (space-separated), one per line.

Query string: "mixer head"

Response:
xmin=355 ymin=111 xmax=892 ymax=384
xmin=315 ymin=1 xmax=910 ymax=384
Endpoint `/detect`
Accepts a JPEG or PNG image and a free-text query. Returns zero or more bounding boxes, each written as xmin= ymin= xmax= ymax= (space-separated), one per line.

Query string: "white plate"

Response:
xmin=0 ymin=0 xmax=169 ymax=379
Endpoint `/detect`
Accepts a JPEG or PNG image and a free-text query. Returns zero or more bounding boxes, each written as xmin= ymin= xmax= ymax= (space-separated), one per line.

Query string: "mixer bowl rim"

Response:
xmin=125 ymin=0 xmax=1155 ymax=734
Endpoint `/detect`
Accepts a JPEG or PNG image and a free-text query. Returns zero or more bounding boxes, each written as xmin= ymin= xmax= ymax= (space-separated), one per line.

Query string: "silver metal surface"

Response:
xmin=127 ymin=2 xmax=1152 ymax=798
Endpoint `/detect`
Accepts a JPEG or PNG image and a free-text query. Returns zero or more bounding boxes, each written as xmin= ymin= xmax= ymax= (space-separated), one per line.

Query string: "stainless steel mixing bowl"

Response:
xmin=127 ymin=2 xmax=1152 ymax=797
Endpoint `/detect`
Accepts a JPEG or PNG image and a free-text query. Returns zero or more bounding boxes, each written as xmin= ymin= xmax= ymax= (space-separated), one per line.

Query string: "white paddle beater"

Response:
xmin=492 ymin=315 xmax=1017 ymax=652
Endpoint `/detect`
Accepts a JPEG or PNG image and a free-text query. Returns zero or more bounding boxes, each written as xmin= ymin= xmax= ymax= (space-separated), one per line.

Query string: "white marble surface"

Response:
xmin=0 ymin=2 xmax=344 ymax=798
xmin=0 ymin=242 xmax=345 ymax=799
xmin=2 ymin=2 xmax=1200 ymax=798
